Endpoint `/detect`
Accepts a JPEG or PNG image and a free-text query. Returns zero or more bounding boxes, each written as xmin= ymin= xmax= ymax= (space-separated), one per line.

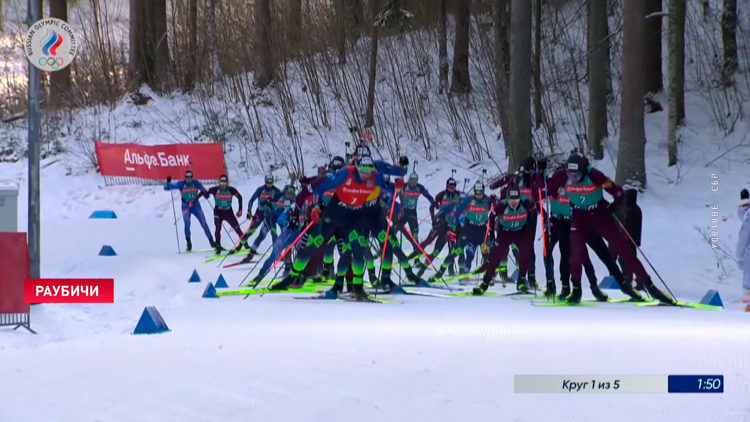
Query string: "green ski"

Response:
xmin=445 ymin=292 xmax=499 ymax=297
xmin=217 ymin=287 xmax=320 ymax=296
xmin=203 ymin=248 xmax=251 ymax=263
xmin=634 ymin=300 xmax=721 ymax=310
xmin=530 ymin=300 xmax=598 ymax=307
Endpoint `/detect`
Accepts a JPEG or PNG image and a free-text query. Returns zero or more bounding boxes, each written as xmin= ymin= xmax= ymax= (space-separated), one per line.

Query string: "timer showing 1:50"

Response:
xmin=668 ymin=375 xmax=724 ymax=393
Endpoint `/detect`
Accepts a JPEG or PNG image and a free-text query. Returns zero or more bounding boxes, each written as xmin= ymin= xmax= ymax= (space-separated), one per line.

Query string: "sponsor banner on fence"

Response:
xmin=95 ymin=140 xmax=226 ymax=180
xmin=24 ymin=278 xmax=115 ymax=303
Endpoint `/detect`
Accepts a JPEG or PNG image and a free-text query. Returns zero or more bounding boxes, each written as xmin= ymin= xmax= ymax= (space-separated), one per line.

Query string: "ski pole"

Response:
xmin=236 ymin=241 xmax=275 ymax=287
xmin=170 ymin=190 xmax=181 ymax=253
xmin=612 ymin=215 xmax=675 ymax=299
xmin=462 ymin=178 xmax=469 ymax=192
xmin=216 ymin=215 xmax=261 ymax=268
xmin=174 ymin=199 xmax=197 ymax=225
xmin=402 ymin=227 xmax=452 ymax=291
xmin=255 ymin=221 xmax=315 ymax=289
xmin=377 ymin=186 xmax=400 ymax=298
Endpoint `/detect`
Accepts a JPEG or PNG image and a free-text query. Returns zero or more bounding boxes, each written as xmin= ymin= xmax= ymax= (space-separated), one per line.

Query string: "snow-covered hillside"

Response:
xmin=1 ymin=0 xmax=750 ymax=421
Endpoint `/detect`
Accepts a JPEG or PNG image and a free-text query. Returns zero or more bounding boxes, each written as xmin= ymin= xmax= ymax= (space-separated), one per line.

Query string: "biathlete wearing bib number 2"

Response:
xmin=539 ymin=155 xmax=673 ymax=304
xmin=473 ymin=186 xmax=535 ymax=295
xmin=270 ymin=156 xmax=406 ymax=300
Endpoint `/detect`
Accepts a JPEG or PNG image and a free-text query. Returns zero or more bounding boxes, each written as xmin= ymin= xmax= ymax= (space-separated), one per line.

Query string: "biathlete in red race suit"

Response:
xmin=472 ymin=185 xmax=536 ymax=295
xmin=202 ymin=174 xmax=244 ymax=253
xmin=270 ymin=155 xmax=407 ymax=301
xmin=537 ymin=155 xmax=673 ymax=304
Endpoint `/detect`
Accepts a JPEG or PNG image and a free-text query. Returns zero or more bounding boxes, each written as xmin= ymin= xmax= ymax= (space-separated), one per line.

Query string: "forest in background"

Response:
xmin=0 ymin=0 xmax=748 ymax=188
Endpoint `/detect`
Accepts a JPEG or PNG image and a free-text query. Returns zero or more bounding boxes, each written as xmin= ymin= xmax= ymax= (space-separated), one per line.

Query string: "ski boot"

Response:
xmin=643 ymin=279 xmax=675 ymax=304
xmin=214 ymin=243 xmax=225 ymax=254
xmin=472 ymin=281 xmax=489 ymax=295
xmin=209 ymin=238 xmax=217 ymax=249
xmin=589 ymin=280 xmax=609 ymax=302
xmin=352 ymin=283 xmax=370 ymax=301
xmin=558 ymin=283 xmax=571 ymax=300
xmin=543 ymin=281 xmax=556 ymax=298
xmin=617 ymin=277 xmax=645 ymax=302
xmin=186 ymin=238 xmax=193 ymax=252
xmin=415 ymin=260 xmax=429 ymax=278
xmin=566 ymin=282 xmax=582 ymax=303
xmin=269 ymin=274 xmax=299 ymax=290
xmin=428 ymin=267 xmax=446 ymax=284
xmin=323 ymin=263 xmax=335 ymax=281
xmin=324 ymin=281 xmax=344 ymax=299
xmin=448 ymin=264 xmax=456 ymax=277
xmin=528 ymin=273 xmax=539 ymax=290
xmin=516 ymin=276 xmax=529 ymax=293
xmin=367 ymin=268 xmax=378 ymax=286
xmin=380 ymin=277 xmax=399 ymax=293
xmin=404 ymin=269 xmax=428 ymax=287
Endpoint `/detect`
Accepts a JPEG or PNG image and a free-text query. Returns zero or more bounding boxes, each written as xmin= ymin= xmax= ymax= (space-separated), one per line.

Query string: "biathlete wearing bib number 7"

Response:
xmin=270 ymin=156 xmax=406 ymax=300
xmin=539 ymin=155 xmax=672 ymax=304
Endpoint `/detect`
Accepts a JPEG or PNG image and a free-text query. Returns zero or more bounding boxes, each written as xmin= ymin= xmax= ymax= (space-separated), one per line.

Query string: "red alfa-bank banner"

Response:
xmin=25 ymin=278 xmax=115 ymax=303
xmin=95 ymin=140 xmax=226 ymax=180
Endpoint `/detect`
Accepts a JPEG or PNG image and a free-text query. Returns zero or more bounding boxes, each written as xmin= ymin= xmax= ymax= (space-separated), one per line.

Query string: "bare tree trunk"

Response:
xmin=365 ymin=0 xmax=381 ymax=127
xmin=615 ymin=0 xmax=647 ymax=188
xmin=334 ymin=0 xmax=347 ymax=63
xmin=184 ymin=0 xmax=198 ymax=90
xmin=494 ymin=0 xmax=512 ymax=153
xmin=450 ymin=0 xmax=471 ymax=93
xmin=128 ymin=0 xmax=146 ymax=89
xmin=508 ymin=0 xmax=532 ymax=169
xmin=587 ymin=0 xmax=607 ymax=159
xmin=667 ymin=0 xmax=685 ymax=166
xmin=0 ymin=0 xmax=4 ymax=31
xmin=437 ymin=0 xmax=448 ymax=93
xmin=288 ymin=0 xmax=302 ymax=51
xmin=532 ymin=0 xmax=542 ymax=129
xmin=254 ymin=0 xmax=274 ymax=88
xmin=643 ymin=0 xmax=663 ymax=94
xmin=206 ymin=0 xmax=222 ymax=81
xmin=49 ymin=0 xmax=70 ymax=108
xmin=721 ymin=0 xmax=737 ymax=85
xmin=349 ymin=0 xmax=363 ymax=42
xmin=152 ymin=0 xmax=171 ymax=90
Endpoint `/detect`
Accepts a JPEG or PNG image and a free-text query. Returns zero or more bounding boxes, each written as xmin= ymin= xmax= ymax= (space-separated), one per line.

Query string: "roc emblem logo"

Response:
xmin=24 ymin=18 xmax=78 ymax=72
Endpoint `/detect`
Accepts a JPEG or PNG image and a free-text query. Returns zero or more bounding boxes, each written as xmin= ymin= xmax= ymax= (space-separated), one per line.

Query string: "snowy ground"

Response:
xmin=1 ymin=151 xmax=750 ymax=421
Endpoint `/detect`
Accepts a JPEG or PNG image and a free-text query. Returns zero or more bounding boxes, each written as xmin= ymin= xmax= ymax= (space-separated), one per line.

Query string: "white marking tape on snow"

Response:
xmin=514 ymin=374 xmax=667 ymax=393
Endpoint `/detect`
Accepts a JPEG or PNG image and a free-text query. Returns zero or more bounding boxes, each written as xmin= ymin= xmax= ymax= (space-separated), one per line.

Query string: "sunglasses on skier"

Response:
xmin=567 ymin=172 xmax=582 ymax=180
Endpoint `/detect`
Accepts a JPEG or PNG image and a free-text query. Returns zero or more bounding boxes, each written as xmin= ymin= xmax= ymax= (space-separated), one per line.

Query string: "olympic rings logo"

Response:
xmin=38 ymin=57 xmax=64 ymax=69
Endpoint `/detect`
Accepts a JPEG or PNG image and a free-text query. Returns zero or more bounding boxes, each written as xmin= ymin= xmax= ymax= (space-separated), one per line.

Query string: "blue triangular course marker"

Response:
xmin=188 ymin=269 xmax=201 ymax=283
xmin=416 ymin=279 xmax=431 ymax=288
xmin=202 ymin=282 xmax=219 ymax=298
xmin=133 ymin=306 xmax=170 ymax=335
xmin=89 ymin=210 xmax=117 ymax=219
xmin=599 ymin=276 xmax=619 ymax=289
xmin=215 ymin=274 xmax=228 ymax=288
xmin=98 ymin=245 xmax=117 ymax=256
xmin=699 ymin=289 xmax=724 ymax=308
xmin=391 ymin=285 xmax=406 ymax=294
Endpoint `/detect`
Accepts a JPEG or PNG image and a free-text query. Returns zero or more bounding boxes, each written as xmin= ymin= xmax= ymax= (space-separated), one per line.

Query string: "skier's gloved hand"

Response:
xmin=459 ymin=215 xmax=466 ymax=225
xmin=277 ymin=213 xmax=288 ymax=228
xmin=236 ymin=209 xmax=243 ymax=218
xmin=395 ymin=177 xmax=405 ymax=191
xmin=741 ymin=189 xmax=749 ymax=200
xmin=188 ymin=201 xmax=195 ymax=208
xmin=311 ymin=207 xmax=322 ymax=224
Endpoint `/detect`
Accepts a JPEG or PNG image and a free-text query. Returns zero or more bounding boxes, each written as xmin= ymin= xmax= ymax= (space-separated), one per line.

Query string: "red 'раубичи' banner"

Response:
xmin=24 ymin=279 xmax=115 ymax=303
xmin=95 ymin=140 xmax=226 ymax=180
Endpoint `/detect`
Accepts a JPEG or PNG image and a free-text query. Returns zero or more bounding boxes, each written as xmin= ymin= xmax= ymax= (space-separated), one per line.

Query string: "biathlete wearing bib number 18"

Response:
xmin=539 ymin=155 xmax=672 ymax=304
xmin=473 ymin=186 xmax=535 ymax=295
xmin=430 ymin=183 xmax=493 ymax=281
xmin=270 ymin=155 xmax=406 ymax=300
